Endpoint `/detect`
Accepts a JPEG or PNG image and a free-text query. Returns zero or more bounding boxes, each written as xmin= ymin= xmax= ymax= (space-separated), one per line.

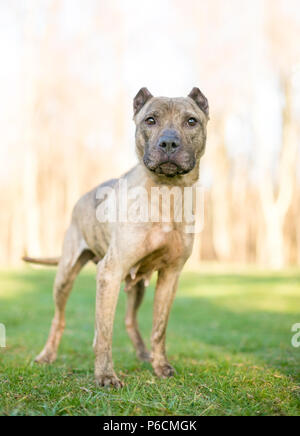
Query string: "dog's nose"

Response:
xmin=157 ymin=130 xmax=181 ymax=155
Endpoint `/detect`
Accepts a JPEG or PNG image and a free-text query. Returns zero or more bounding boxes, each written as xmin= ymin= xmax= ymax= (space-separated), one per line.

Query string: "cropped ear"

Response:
xmin=188 ymin=87 xmax=209 ymax=118
xmin=133 ymin=87 xmax=153 ymax=116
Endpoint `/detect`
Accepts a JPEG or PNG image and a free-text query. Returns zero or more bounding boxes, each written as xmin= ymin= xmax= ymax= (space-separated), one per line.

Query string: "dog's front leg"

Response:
xmin=151 ymin=267 xmax=181 ymax=378
xmin=94 ymin=255 xmax=123 ymax=389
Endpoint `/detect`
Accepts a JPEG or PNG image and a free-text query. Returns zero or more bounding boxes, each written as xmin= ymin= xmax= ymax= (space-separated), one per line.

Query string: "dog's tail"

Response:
xmin=22 ymin=256 xmax=60 ymax=266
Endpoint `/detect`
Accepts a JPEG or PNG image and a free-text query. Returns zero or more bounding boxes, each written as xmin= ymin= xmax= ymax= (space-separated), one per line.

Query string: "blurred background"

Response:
xmin=0 ymin=0 xmax=299 ymax=269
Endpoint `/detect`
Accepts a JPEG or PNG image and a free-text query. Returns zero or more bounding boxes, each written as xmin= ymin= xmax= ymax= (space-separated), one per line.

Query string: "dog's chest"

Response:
xmin=124 ymin=227 xmax=193 ymax=291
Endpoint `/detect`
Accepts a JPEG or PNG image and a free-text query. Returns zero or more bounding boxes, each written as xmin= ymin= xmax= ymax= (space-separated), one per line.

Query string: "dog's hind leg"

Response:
xmin=125 ymin=280 xmax=150 ymax=362
xmin=35 ymin=225 xmax=93 ymax=364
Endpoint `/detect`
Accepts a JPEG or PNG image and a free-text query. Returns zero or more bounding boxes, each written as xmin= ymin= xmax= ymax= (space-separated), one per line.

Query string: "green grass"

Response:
xmin=0 ymin=266 xmax=299 ymax=416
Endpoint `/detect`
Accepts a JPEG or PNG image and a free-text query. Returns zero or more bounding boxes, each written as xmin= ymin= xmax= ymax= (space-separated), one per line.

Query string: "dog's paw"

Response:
xmin=34 ymin=349 xmax=57 ymax=364
xmin=95 ymin=373 xmax=124 ymax=389
xmin=137 ymin=350 xmax=151 ymax=362
xmin=153 ymin=363 xmax=175 ymax=378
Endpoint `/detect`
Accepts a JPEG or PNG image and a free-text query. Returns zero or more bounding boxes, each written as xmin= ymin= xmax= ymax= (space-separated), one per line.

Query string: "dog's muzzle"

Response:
xmin=143 ymin=129 xmax=196 ymax=177
xmin=143 ymin=156 xmax=195 ymax=177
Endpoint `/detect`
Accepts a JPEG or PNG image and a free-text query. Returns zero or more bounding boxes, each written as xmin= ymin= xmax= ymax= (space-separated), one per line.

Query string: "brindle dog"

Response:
xmin=24 ymin=87 xmax=209 ymax=388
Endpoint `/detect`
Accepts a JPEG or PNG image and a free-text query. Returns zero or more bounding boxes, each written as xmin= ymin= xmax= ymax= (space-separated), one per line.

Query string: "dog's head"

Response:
xmin=133 ymin=87 xmax=209 ymax=180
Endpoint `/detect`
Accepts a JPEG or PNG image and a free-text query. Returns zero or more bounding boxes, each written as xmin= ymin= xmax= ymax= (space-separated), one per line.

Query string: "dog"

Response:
xmin=24 ymin=87 xmax=209 ymax=388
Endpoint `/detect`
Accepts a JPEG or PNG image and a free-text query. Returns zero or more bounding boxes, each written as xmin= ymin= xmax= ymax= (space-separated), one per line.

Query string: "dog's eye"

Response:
xmin=187 ymin=117 xmax=197 ymax=127
xmin=145 ymin=117 xmax=156 ymax=126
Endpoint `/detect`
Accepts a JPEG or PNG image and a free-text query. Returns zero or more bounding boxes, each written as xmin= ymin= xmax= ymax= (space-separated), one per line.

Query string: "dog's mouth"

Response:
xmin=157 ymin=162 xmax=179 ymax=176
xmin=144 ymin=159 xmax=192 ymax=177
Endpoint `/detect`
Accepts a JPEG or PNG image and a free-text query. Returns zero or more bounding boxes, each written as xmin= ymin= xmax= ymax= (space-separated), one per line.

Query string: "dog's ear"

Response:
xmin=188 ymin=87 xmax=209 ymax=118
xmin=133 ymin=87 xmax=153 ymax=115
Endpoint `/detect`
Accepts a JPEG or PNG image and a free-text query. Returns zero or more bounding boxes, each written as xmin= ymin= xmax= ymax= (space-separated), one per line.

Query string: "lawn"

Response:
xmin=0 ymin=266 xmax=299 ymax=416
